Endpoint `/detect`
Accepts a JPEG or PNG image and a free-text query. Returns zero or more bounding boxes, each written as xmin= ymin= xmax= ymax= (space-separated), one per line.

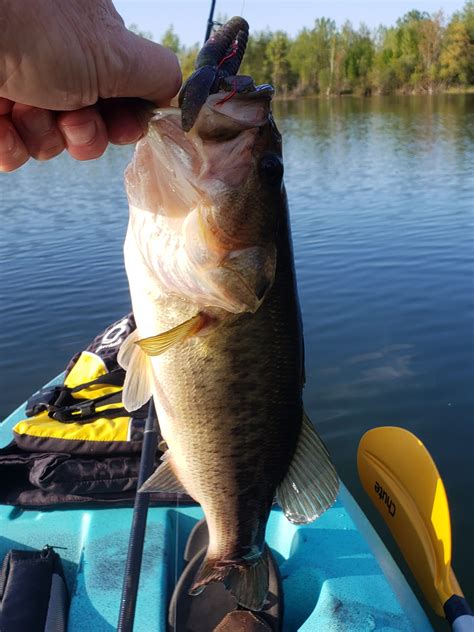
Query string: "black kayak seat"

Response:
xmin=168 ymin=519 xmax=283 ymax=631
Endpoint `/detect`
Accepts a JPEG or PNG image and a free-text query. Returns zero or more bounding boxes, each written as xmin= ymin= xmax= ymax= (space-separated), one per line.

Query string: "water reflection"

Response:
xmin=274 ymin=93 xmax=474 ymax=155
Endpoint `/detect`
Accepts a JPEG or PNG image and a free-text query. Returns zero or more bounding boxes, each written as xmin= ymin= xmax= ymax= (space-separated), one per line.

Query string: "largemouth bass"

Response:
xmin=119 ymin=17 xmax=339 ymax=611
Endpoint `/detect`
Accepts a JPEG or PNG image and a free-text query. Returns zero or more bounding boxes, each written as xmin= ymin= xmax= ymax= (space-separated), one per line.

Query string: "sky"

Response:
xmin=115 ymin=0 xmax=468 ymax=45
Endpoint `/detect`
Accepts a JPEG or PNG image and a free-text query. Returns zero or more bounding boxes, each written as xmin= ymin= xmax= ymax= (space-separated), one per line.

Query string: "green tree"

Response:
xmin=440 ymin=15 xmax=474 ymax=84
xmin=171 ymin=4 xmax=474 ymax=98
xmin=179 ymin=44 xmax=200 ymax=81
xmin=340 ymin=23 xmax=374 ymax=94
xmin=266 ymin=31 xmax=294 ymax=95
xmin=161 ymin=26 xmax=180 ymax=54
xmin=460 ymin=0 xmax=474 ymax=39
xmin=396 ymin=12 xmax=424 ymax=86
xmin=240 ymin=31 xmax=273 ymax=86
xmin=128 ymin=23 xmax=154 ymax=41
xmin=312 ymin=18 xmax=338 ymax=93
xmin=416 ymin=12 xmax=444 ymax=87
xmin=373 ymin=10 xmax=442 ymax=91
xmin=288 ymin=28 xmax=317 ymax=94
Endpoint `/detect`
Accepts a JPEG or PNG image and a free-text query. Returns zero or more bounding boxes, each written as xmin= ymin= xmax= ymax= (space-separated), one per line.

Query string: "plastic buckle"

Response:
xmin=50 ymin=399 xmax=97 ymax=422
xmin=25 ymin=386 xmax=63 ymax=417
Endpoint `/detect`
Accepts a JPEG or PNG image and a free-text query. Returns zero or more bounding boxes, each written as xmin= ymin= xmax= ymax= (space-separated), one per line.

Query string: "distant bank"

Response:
xmin=147 ymin=1 xmax=474 ymax=99
xmin=270 ymin=85 xmax=474 ymax=99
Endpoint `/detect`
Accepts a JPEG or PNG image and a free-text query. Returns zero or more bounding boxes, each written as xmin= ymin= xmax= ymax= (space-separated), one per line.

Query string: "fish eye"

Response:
xmin=259 ymin=153 xmax=283 ymax=185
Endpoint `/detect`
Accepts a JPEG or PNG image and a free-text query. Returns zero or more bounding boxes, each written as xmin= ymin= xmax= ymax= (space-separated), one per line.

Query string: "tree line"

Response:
xmin=156 ymin=2 xmax=474 ymax=96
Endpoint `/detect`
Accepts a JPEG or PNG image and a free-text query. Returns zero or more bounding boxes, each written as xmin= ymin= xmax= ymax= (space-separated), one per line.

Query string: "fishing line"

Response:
xmin=240 ymin=0 xmax=246 ymax=17
xmin=173 ymin=492 xmax=180 ymax=632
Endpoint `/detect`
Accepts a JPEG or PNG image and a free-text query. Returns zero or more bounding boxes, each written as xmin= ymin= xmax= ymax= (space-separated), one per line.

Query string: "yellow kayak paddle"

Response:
xmin=358 ymin=426 xmax=473 ymax=632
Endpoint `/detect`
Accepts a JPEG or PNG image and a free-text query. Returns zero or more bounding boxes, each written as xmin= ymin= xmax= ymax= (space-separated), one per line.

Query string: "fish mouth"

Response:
xmin=138 ymin=77 xmax=274 ymax=218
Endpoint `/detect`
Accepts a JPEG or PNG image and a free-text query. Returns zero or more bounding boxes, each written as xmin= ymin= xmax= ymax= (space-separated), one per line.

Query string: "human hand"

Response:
xmin=0 ymin=0 xmax=181 ymax=172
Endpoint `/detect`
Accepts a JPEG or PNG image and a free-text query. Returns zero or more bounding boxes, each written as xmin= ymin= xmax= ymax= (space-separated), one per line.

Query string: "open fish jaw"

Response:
xmin=124 ymin=87 xmax=280 ymax=314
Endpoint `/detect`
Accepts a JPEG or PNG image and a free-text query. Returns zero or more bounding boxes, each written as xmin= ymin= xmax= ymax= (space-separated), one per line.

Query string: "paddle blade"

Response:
xmin=357 ymin=426 xmax=462 ymax=617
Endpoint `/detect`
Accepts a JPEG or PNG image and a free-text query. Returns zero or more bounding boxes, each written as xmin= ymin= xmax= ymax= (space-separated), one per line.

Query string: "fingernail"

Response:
xmin=0 ymin=127 xmax=16 ymax=152
xmin=62 ymin=120 xmax=97 ymax=146
xmin=22 ymin=109 xmax=53 ymax=135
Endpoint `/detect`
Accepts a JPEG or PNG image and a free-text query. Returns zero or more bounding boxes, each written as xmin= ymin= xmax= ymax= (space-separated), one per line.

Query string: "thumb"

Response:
xmin=114 ymin=31 xmax=182 ymax=106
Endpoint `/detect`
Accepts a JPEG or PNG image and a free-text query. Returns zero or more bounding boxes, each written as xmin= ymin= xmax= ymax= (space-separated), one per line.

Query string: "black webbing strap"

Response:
xmin=46 ymin=368 xmax=127 ymax=423
xmin=52 ymin=368 xmax=125 ymax=409
xmin=49 ymin=392 xmax=127 ymax=424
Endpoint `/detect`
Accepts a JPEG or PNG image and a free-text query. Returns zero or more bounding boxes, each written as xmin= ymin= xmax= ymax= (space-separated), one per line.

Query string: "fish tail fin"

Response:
xmin=189 ymin=549 xmax=269 ymax=611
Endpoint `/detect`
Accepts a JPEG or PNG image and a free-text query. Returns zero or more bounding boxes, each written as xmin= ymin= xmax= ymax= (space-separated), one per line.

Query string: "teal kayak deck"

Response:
xmin=0 ymin=382 xmax=433 ymax=631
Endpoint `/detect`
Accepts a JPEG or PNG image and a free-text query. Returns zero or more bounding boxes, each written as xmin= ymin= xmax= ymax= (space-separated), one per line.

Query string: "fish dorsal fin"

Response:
xmin=118 ymin=330 xmax=153 ymax=412
xmin=136 ymin=313 xmax=204 ymax=356
xmin=277 ymin=412 xmax=339 ymax=524
xmin=139 ymin=452 xmax=188 ymax=495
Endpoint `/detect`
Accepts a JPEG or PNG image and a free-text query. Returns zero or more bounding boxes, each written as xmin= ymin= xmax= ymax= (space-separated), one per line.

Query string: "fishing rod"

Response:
xmin=205 ymin=0 xmax=217 ymax=42
xmin=117 ymin=399 xmax=159 ymax=632
xmin=358 ymin=426 xmax=474 ymax=632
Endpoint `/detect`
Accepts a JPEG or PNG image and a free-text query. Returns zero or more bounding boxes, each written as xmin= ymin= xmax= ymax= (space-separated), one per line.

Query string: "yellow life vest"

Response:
xmin=13 ymin=316 xmax=147 ymax=455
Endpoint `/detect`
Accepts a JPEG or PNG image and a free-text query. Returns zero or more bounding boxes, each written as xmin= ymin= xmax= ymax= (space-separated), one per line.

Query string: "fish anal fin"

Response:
xmin=136 ymin=313 xmax=205 ymax=356
xmin=139 ymin=454 xmax=188 ymax=495
xmin=189 ymin=548 xmax=269 ymax=611
xmin=277 ymin=412 xmax=339 ymax=524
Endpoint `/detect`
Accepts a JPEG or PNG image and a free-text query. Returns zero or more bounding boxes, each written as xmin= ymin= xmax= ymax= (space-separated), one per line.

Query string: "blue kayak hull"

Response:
xmin=0 ymin=379 xmax=433 ymax=631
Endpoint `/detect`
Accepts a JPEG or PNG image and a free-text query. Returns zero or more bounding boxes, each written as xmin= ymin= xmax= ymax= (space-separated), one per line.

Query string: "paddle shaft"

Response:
xmin=445 ymin=595 xmax=474 ymax=631
xmin=117 ymin=400 xmax=158 ymax=632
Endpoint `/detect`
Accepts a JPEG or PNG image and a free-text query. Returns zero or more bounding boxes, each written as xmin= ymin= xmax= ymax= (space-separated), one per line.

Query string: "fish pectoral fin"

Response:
xmin=190 ymin=548 xmax=269 ymax=612
xmin=277 ymin=412 xmax=339 ymax=524
xmin=119 ymin=330 xmax=153 ymax=412
xmin=117 ymin=328 xmax=140 ymax=370
xmin=139 ymin=455 xmax=188 ymax=495
xmin=136 ymin=313 xmax=205 ymax=356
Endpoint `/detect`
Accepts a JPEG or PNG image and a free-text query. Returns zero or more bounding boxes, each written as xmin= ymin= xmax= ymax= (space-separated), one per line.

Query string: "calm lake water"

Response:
xmin=1 ymin=94 xmax=473 ymax=625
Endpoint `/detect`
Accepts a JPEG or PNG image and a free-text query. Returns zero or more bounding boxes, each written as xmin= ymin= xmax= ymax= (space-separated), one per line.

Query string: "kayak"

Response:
xmin=0 ymin=378 xmax=433 ymax=631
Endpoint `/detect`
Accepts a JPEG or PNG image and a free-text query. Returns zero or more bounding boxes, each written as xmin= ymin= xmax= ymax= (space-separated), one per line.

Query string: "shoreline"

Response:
xmin=272 ymin=86 xmax=474 ymax=100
